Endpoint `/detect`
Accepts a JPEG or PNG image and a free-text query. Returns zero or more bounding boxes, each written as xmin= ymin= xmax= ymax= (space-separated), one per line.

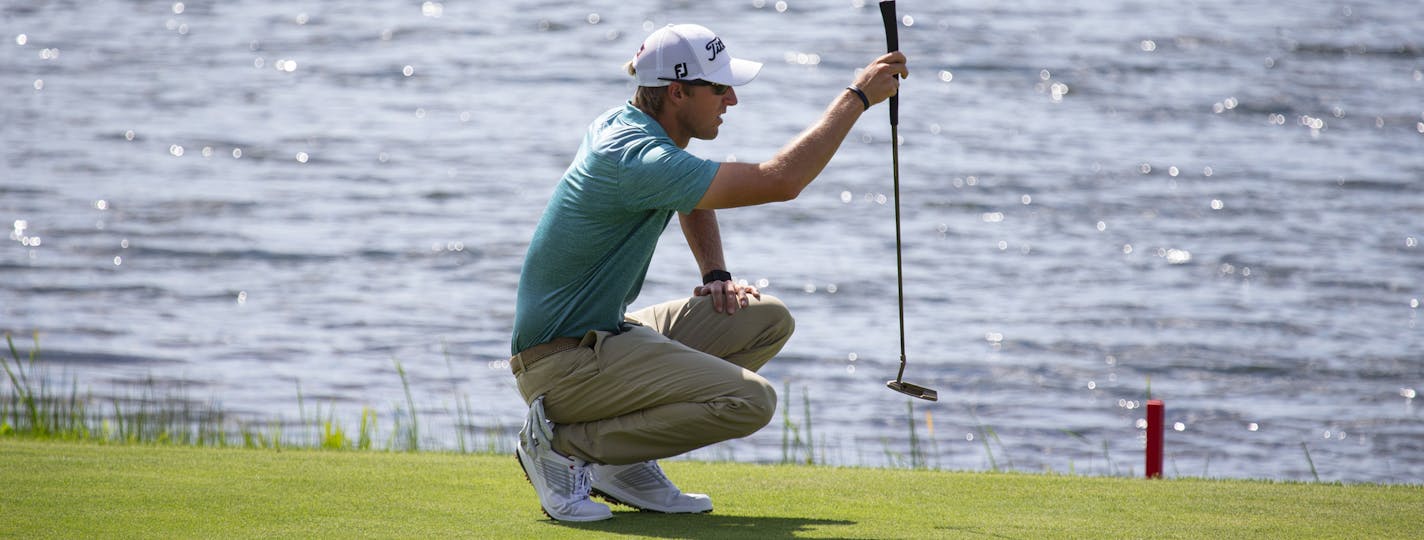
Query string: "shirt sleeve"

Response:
xmin=619 ymin=139 xmax=719 ymax=214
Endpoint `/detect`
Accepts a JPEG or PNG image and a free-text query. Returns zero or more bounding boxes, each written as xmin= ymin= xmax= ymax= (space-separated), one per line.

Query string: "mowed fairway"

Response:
xmin=2 ymin=439 xmax=1419 ymax=539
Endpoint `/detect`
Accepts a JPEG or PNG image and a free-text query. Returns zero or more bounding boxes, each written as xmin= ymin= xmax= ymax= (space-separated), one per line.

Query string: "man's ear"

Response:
xmin=666 ymin=81 xmax=686 ymax=103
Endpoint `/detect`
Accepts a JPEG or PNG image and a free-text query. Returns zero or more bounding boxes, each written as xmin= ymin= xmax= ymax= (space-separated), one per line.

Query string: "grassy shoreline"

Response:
xmin=4 ymin=438 xmax=1421 ymax=539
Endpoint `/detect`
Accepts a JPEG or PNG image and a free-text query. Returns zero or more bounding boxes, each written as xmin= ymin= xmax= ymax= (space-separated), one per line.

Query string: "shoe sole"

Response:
xmin=514 ymin=452 xmax=612 ymax=523
xmin=591 ymin=488 xmax=713 ymax=514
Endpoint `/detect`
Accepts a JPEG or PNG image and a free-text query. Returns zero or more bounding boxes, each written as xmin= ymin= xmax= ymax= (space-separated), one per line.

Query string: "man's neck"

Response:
xmin=635 ymin=102 xmax=690 ymax=149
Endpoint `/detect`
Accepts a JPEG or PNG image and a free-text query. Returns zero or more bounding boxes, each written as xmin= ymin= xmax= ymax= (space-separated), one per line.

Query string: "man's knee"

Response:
xmin=726 ymin=374 xmax=777 ymax=437
xmin=750 ymin=294 xmax=795 ymax=339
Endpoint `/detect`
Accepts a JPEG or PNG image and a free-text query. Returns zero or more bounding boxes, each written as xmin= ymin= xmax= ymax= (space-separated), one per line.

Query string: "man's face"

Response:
xmin=677 ymin=82 xmax=737 ymax=141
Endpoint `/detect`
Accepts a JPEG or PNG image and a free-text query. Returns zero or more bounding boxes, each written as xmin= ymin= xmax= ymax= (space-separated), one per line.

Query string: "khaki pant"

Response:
xmin=513 ymin=294 xmax=794 ymax=465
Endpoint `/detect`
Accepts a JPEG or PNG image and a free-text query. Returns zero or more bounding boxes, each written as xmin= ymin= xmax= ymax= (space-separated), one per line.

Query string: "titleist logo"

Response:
xmin=705 ymin=37 xmax=725 ymax=61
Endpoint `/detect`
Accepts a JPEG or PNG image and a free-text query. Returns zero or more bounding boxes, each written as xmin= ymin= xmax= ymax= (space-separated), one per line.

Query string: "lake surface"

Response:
xmin=3 ymin=0 xmax=1421 ymax=483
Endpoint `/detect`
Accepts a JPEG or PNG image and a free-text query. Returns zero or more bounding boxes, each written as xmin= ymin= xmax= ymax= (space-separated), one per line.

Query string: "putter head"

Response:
xmin=887 ymin=380 xmax=939 ymax=401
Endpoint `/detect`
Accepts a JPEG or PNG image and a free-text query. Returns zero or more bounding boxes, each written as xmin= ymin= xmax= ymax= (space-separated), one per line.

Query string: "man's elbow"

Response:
xmin=758 ymin=166 xmax=807 ymax=202
xmin=769 ymin=178 xmax=805 ymax=202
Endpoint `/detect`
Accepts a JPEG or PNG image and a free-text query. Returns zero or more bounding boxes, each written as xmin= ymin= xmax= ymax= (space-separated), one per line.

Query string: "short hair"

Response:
xmin=625 ymin=60 xmax=668 ymax=116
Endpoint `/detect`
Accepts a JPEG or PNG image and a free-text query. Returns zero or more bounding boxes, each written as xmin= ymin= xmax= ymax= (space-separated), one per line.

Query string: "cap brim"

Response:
xmin=701 ymin=57 xmax=762 ymax=86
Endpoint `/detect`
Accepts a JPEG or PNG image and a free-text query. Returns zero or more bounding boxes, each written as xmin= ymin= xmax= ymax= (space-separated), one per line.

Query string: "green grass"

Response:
xmin=2 ymin=439 xmax=1419 ymax=539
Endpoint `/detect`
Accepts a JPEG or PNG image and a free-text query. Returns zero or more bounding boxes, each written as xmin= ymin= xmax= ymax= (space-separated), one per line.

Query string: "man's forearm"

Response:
xmin=679 ymin=209 xmax=726 ymax=277
xmin=758 ymin=91 xmax=865 ymax=196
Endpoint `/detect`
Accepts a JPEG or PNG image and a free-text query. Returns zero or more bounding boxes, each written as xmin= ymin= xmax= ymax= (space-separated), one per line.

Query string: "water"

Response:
xmin=3 ymin=0 xmax=1421 ymax=483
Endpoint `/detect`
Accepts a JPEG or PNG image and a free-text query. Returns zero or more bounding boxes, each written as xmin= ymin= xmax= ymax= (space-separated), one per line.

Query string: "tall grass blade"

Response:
xmin=1301 ymin=442 xmax=1320 ymax=482
xmin=358 ymin=407 xmax=375 ymax=450
xmin=394 ymin=358 xmax=419 ymax=451
xmin=802 ymin=385 xmax=814 ymax=465
xmin=441 ymin=340 xmax=470 ymax=454
xmin=3 ymin=333 xmax=41 ymax=436
xmin=906 ymin=400 xmax=922 ymax=469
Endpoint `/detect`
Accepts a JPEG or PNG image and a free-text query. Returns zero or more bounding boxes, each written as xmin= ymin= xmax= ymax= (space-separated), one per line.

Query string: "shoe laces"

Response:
xmin=572 ymin=461 xmax=594 ymax=500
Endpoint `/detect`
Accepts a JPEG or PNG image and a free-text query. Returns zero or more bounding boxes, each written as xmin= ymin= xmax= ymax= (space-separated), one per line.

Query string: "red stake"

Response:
xmin=1146 ymin=399 xmax=1164 ymax=478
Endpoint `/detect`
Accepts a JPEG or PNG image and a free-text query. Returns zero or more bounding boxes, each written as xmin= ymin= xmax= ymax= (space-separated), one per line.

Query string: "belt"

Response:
xmin=509 ymin=337 xmax=583 ymax=376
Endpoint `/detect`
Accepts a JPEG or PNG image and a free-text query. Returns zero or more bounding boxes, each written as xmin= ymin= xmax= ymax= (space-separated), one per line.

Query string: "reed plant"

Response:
xmin=779 ymin=382 xmax=816 ymax=465
xmin=1301 ymin=442 xmax=1320 ymax=482
xmin=0 ymin=331 xmax=501 ymax=454
xmin=8 ymin=331 xmax=1204 ymax=478
xmin=393 ymin=358 xmax=420 ymax=451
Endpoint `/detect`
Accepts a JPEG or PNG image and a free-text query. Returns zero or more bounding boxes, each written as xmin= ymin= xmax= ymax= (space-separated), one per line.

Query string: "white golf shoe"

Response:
xmin=515 ymin=397 xmax=612 ymax=522
xmin=591 ymin=460 xmax=713 ymax=513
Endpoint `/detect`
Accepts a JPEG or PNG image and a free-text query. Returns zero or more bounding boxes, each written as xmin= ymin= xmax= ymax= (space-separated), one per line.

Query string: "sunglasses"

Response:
xmin=662 ymin=79 xmax=731 ymax=95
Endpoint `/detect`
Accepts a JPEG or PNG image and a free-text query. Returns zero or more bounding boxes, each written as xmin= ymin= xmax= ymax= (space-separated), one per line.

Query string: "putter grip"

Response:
xmin=879 ymin=0 xmax=899 ymax=126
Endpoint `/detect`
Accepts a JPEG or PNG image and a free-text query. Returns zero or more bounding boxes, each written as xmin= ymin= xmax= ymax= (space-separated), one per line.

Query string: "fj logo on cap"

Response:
xmin=674 ymin=63 xmax=689 ymax=79
xmin=705 ymin=37 xmax=725 ymax=61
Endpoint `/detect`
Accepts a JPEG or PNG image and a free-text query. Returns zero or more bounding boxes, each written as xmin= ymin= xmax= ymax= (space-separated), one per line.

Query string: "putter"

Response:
xmin=880 ymin=0 xmax=938 ymax=402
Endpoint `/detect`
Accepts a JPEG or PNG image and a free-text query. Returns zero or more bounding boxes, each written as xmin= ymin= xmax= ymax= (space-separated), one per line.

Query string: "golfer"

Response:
xmin=512 ymin=23 xmax=908 ymax=521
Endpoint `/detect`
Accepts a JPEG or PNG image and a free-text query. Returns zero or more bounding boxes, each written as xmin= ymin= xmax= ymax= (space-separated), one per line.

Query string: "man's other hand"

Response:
xmin=694 ymin=279 xmax=762 ymax=315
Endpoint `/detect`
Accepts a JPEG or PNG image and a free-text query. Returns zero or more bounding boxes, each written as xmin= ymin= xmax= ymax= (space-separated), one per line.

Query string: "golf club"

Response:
xmin=880 ymin=0 xmax=939 ymax=402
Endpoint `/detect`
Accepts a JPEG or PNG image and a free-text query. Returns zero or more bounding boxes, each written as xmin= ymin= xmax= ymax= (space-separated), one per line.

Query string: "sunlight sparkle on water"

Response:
xmin=1163 ymin=248 xmax=1192 ymax=264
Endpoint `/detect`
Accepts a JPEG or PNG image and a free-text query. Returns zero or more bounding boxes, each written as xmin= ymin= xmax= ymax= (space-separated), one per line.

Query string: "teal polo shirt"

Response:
xmin=511 ymin=103 xmax=719 ymax=355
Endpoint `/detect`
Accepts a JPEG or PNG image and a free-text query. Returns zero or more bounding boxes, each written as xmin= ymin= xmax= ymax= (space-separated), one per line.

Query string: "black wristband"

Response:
xmin=702 ymin=269 xmax=732 ymax=284
xmin=846 ymin=85 xmax=870 ymax=111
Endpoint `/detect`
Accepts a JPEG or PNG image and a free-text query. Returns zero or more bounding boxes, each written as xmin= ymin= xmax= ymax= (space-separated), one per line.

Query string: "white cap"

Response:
xmin=632 ymin=24 xmax=762 ymax=87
